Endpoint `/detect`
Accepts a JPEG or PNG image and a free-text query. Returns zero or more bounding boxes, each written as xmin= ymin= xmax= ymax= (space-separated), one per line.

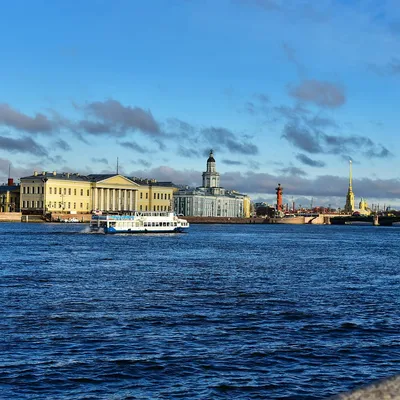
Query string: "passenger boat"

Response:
xmin=89 ymin=211 xmax=190 ymax=234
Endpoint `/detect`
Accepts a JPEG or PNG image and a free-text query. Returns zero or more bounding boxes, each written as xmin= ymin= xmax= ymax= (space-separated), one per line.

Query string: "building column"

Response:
xmin=129 ymin=190 xmax=133 ymax=211
xmin=105 ymin=188 xmax=109 ymax=211
xmin=123 ymin=189 xmax=127 ymax=211
xmin=99 ymin=188 xmax=103 ymax=211
xmin=93 ymin=188 xmax=98 ymax=211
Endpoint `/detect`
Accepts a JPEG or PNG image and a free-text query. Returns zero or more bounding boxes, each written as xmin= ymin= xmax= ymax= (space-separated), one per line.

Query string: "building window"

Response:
xmin=145 ymin=206 xmax=148 ymax=211
xmin=73 ymin=202 xmax=76 ymax=209
xmin=74 ymin=189 xmax=76 ymax=195
xmin=42 ymin=187 xmax=44 ymax=194
xmin=157 ymin=193 xmax=160 ymax=199
xmin=160 ymin=193 xmax=163 ymax=199
xmin=49 ymin=187 xmax=52 ymax=194
xmin=154 ymin=193 xmax=156 ymax=200
xmin=68 ymin=188 xmax=71 ymax=195
xmin=146 ymin=193 xmax=148 ymax=199
xmin=80 ymin=189 xmax=83 ymax=196
xmin=168 ymin=194 xmax=171 ymax=200
xmin=80 ymin=203 xmax=83 ymax=208
xmin=140 ymin=192 xmax=143 ymax=199
xmin=87 ymin=203 xmax=89 ymax=209
xmin=68 ymin=202 xmax=71 ymax=209
xmin=59 ymin=188 xmax=62 ymax=194
xmin=54 ymin=187 xmax=56 ymax=193
xmin=153 ymin=206 xmax=156 ymax=211
xmin=140 ymin=205 xmax=142 ymax=211
xmin=22 ymin=201 xmax=25 ymax=208
xmin=32 ymin=187 xmax=35 ymax=194
xmin=27 ymin=187 xmax=30 ymax=194
xmin=157 ymin=205 xmax=159 ymax=211
xmin=54 ymin=202 xmax=57 ymax=208
xmin=87 ymin=190 xmax=89 ymax=196
xmin=31 ymin=201 xmax=35 ymax=208
xmin=64 ymin=188 xmax=66 ymax=195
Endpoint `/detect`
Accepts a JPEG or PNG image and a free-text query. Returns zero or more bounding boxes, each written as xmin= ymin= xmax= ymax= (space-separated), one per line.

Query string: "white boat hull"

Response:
xmin=90 ymin=211 xmax=190 ymax=234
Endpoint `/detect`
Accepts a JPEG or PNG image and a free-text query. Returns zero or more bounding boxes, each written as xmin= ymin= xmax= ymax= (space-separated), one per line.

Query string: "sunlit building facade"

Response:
xmin=20 ymin=171 xmax=176 ymax=214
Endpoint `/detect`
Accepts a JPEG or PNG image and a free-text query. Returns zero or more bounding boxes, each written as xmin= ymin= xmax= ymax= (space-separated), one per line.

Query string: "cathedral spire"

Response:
xmin=349 ymin=159 xmax=352 ymax=188
xmin=344 ymin=159 xmax=355 ymax=213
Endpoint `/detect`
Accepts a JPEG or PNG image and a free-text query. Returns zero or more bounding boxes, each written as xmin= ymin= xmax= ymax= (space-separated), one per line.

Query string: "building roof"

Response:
xmin=0 ymin=185 xmax=19 ymax=193
xmin=207 ymin=150 xmax=215 ymax=163
xmin=20 ymin=172 xmax=177 ymax=188
xmin=86 ymin=174 xmax=121 ymax=182
xmin=21 ymin=172 xmax=89 ymax=181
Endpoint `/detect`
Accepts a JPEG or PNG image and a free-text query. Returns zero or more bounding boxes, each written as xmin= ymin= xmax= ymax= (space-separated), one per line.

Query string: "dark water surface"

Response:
xmin=1 ymin=223 xmax=400 ymax=399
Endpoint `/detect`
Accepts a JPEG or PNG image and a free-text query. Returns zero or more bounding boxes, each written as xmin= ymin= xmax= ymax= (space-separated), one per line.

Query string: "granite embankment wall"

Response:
xmin=185 ymin=217 xmax=265 ymax=224
xmin=0 ymin=212 xmax=22 ymax=222
xmin=329 ymin=374 xmax=400 ymax=399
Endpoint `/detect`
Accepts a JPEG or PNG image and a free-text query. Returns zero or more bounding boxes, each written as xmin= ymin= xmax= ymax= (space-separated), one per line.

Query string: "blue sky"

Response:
xmin=0 ymin=0 xmax=399 ymax=208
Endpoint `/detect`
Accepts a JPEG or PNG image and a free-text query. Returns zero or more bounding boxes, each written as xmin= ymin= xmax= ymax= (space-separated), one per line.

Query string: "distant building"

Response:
xmin=19 ymin=171 xmax=176 ymax=214
xmin=0 ymin=178 xmax=20 ymax=212
xmin=352 ymin=198 xmax=371 ymax=216
xmin=174 ymin=150 xmax=250 ymax=217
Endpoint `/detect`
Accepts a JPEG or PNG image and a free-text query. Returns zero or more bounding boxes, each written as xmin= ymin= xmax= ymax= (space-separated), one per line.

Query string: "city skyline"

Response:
xmin=1 ymin=0 xmax=399 ymax=208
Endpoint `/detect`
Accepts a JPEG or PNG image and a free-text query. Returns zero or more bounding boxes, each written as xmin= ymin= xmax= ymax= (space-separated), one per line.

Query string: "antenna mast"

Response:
xmin=116 ymin=157 xmax=119 ymax=174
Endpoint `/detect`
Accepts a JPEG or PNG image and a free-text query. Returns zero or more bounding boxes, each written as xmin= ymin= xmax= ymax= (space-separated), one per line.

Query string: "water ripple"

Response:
xmin=1 ymin=223 xmax=400 ymax=399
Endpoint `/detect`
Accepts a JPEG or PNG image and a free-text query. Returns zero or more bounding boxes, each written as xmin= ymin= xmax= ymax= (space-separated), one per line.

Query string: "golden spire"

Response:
xmin=349 ymin=159 xmax=352 ymax=188
xmin=344 ymin=159 xmax=355 ymax=213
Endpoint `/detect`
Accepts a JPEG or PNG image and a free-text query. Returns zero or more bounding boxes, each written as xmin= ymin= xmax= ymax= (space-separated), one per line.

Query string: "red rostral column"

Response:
xmin=276 ymin=183 xmax=283 ymax=211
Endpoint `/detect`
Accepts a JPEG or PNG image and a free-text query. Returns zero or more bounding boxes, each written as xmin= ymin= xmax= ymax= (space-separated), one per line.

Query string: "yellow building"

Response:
xmin=0 ymin=179 xmax=20 ymax=212
xmin=20 ymin=171 xmax=92 ymax=214
xmin=243 ymin=196 xmax=251 ymax=218
xmin=20 ymin=171 xmax=177 ymax=215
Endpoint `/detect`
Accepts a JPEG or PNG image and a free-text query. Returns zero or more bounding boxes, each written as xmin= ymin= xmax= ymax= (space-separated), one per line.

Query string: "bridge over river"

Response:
xmin=329 ymin=215 xmax=400 ymax=226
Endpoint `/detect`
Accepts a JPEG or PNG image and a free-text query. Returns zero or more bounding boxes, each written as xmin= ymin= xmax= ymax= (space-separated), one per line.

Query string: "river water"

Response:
xmin=1 ymin=223 xmax=399 ymax=399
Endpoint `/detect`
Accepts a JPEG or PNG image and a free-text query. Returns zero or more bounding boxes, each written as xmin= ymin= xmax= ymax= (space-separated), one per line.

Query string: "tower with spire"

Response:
xmin=344 ymin=160 xmax=355 ymax=213
xmin=202 ymin=150 xmax=220 ymax=189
